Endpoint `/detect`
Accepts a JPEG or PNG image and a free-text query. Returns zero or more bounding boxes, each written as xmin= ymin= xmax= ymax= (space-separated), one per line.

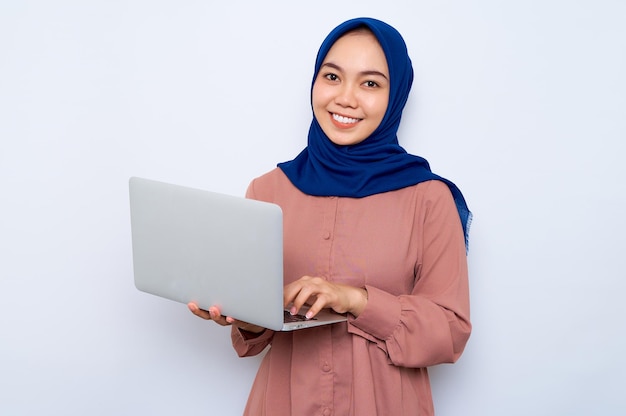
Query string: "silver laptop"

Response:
xmin=128 ymin=176 xmax=347 ymax=331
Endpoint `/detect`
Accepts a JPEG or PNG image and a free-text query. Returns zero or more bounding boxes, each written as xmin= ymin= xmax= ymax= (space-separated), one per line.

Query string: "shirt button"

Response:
xmin=322 ymin=363 xmax=331 ymax=372
xmin=323 ymin=408 xmax=332 ymax=416
xmin=322 ymin=231 xmax=331 ymax=240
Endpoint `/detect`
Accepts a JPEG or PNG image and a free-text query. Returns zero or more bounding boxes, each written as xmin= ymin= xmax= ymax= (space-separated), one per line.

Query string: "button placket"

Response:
xmin=320 ymin=197 xmax=339 ymax=277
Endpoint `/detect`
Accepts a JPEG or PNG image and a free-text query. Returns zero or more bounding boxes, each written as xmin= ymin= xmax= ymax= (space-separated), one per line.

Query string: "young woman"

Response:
xmin=189 ymin=17 xmax=472 ymax=415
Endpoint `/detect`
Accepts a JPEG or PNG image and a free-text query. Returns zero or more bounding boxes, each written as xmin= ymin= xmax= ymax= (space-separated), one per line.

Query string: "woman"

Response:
xmin=189 ymin=17 xmax=472 ymax=415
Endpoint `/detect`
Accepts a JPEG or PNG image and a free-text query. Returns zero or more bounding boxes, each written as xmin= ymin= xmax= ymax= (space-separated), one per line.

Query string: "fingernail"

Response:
xmin=305 ymin=311 xmax=312 ymax=320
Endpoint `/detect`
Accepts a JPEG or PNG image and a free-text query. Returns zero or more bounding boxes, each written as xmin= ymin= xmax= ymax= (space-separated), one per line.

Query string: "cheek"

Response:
xmin=364 ymin=96 xmax=388 ymax=121
xmin=312 ymin=87 xmax=331 ymax=121
xmin=312 ymin=83 xmax=329 ymax=107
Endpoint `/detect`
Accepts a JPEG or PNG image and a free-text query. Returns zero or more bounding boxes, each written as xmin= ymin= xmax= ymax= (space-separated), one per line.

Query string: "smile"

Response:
xmin=332 ymin=113 xmax=361 ymax=125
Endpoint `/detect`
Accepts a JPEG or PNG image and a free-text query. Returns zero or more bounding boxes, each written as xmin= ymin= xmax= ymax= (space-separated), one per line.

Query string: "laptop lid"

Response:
xmin=128 ymin=177 xmax=346 ymax=331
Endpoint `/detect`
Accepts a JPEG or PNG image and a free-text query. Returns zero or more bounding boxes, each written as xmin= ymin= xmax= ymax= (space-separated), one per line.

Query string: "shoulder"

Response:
xmin=376 ymin=180 xmax=454 ymax=204
xmin=415 ymin=179 xmax=454 ymax=200
xmin=383 ymin=180 xmax=458 ymax=222
xmin=412 ymin=179 xmax=450 ymax=192
xmin=410 ymin=181 xmax=464 ymax=234
xmin=413 ymin=180 xmax=457 ymax=211
xmin=245 ymin=168 xmax=298 ymax=203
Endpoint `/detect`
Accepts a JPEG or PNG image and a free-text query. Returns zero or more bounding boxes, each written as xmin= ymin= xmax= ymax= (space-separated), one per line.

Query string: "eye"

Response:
xmin=323 ymin=73 xmax=340 ymax=82
xmin=364 ymin=80 xmax=380 ymax=88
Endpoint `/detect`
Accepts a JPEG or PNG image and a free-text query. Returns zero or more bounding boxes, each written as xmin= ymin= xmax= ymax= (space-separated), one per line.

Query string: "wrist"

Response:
xmin=350 ymin=287 xmax=368 ymax=317
xmin=239 ymin=326 xmax=265 ymax=339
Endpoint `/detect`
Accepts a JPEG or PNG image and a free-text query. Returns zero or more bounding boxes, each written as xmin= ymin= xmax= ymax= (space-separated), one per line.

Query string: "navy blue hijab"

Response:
xmin=278 ymin=17 xmax=472 ymax=250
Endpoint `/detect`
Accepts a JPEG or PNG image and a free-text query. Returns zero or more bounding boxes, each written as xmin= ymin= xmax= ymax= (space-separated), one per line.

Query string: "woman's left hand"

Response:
xmin=283 ymin=276 xmax=368 ymax=320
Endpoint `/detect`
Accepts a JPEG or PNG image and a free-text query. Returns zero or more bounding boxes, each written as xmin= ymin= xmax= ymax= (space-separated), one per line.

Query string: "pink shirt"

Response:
xmin=231 ymin=168 xmax=471 ymax=415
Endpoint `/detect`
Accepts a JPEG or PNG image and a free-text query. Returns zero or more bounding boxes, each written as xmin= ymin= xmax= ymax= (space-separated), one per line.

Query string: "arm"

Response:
xmin=348 ymin=181 xmax=471 ymax=368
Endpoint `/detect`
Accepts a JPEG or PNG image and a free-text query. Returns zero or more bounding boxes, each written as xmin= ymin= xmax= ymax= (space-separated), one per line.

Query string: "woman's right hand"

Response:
xmin=187 ymin=302 xmax=231 ymax=326
xmin=187 ymin=302 xmax=265 ymax=334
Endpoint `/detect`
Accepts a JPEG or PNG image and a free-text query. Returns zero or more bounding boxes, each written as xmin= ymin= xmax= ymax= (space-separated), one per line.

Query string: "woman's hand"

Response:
xmin=283 ymin=276 xmax=368 ymax=320
xmin=187 ymin=302 xmax=265 ymax=334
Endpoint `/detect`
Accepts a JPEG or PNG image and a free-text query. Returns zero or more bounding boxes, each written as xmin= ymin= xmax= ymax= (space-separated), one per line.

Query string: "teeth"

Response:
xmin=333 ymin=113 xmax=359 ymax=124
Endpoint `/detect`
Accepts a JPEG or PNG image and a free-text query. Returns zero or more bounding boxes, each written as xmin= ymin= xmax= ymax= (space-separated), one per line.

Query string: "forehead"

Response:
xmin=322 ymin=30 xmax=388 ymax=69
xmin=327 ymin=30 xmax=381 ymax=52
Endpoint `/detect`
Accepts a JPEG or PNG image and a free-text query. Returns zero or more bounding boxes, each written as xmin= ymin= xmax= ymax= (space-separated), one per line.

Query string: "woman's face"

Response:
xmin=312 ymin=30 xmax=390 ymax=146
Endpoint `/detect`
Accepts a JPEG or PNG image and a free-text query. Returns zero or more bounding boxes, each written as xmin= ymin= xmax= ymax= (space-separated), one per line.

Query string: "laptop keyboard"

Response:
xmin=284 ymin=310 xmax=317 ymax=322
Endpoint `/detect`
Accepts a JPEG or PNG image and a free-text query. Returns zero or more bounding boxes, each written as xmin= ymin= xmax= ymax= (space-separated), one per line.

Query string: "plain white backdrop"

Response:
xmin=1 ymin=1 xmax=625 ymax=415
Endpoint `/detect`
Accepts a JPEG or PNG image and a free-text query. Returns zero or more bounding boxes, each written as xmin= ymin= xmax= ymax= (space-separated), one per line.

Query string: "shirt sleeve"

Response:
xmin=231 ymin=326 xmax=275 ymax=357
xmin=347 ymin=181 xmax=471 ymax=368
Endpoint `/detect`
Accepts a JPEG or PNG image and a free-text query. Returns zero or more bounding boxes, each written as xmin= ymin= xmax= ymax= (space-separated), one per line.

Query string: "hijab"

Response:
xmin=278 ymin=17 xmax=472 ymax=250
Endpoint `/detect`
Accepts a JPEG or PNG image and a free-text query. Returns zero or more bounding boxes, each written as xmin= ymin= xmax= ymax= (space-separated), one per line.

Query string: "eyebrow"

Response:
xmin=321 ymin=62 xmax=389 ymax=81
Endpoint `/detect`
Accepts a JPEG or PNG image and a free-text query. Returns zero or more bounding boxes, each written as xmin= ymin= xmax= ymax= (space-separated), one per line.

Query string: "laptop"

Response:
xmin=128 ymin=176 xmax=347 ymax=331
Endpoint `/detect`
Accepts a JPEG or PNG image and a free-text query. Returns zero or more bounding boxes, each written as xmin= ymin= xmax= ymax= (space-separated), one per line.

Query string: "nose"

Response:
xmin=335 ymin=83 xmax=358 ymax=108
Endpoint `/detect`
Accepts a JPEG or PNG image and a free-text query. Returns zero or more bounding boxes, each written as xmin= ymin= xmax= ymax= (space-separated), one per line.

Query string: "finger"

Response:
xmin=286 ymin=284 xmax=312 ymax=314
xmin=304 ymin=297 xmax=328 ymax=320
xmin=187 ymin=302 xmax=211 ymax=320
xmin=187 ymin=303 xmax=230 ymax=325
xmin=225 ymin=316 xmax=252 ymax=327
xmin=293 ymin=286 xmax=328 ymax=316
xmin=208 ymin=307 xmax=233 ymax=326
xmin=284 ymin=276 xmax=328 ymax=314
xmin=283 ymin=279 xmax=306 ymax=307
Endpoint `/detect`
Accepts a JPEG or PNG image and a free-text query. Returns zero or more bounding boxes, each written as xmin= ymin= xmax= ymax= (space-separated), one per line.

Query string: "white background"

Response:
xmin=1 ymin=1 xmax=625 ymax=415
